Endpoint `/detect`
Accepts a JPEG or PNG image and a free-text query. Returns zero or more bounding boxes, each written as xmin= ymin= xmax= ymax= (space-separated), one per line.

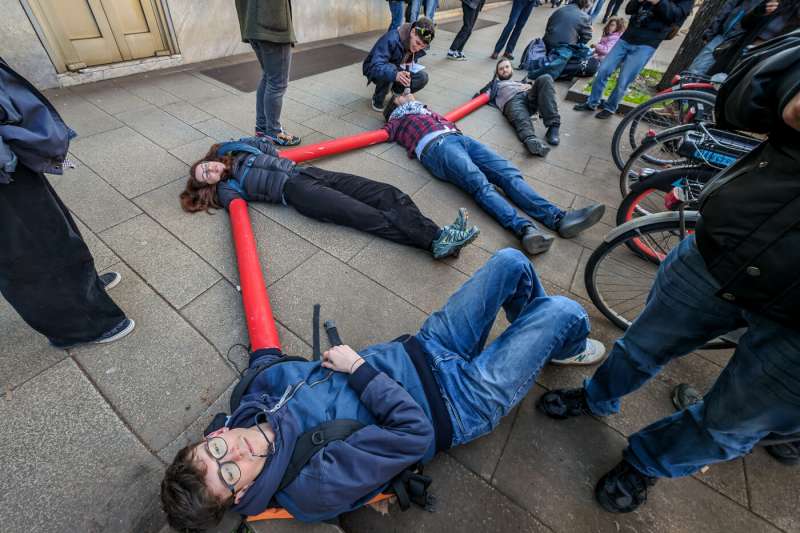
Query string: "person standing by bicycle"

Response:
xmin=537 ymin=32 xmax=800 ymax=513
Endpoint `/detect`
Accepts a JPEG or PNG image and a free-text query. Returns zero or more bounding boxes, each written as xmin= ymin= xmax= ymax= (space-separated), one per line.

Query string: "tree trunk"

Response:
xmin=657 ymin=0 xmax=729 ymax=89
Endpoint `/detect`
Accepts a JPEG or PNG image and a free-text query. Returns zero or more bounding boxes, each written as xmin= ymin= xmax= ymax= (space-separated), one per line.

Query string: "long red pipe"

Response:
xmin=230 ymin=93 xmax=489 ymax=350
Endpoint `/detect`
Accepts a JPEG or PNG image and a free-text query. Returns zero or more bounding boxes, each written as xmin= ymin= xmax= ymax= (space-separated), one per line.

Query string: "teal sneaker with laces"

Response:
xmin=451 ymin=208 xmax=469 ymax=231
xmin=431 ymin=224 xmax=480 ymax=259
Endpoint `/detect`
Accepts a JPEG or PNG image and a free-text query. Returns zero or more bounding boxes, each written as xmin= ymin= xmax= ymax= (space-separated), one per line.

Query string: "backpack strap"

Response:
xmin=229 ymin=355 xmax=308 ymax=412
xmin=389 ymin=464 xmax=435 ymax=512
xmin=276 ymin=419 xmax=366 ymax=492
xmin=216 ymin=140 xmax=263 ymax=158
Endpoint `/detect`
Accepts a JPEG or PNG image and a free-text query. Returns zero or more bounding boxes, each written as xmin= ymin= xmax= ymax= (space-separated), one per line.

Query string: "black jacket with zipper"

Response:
xmin=695 ymin=31 xmax=800 ymax=330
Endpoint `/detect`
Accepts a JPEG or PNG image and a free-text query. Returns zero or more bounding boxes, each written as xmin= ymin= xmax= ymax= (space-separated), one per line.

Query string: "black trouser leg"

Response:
xmin=391 ymin=70 xmax=430 ymax=95
xmin=450 ymin=0 xmax=485 ymax=51
xmin=527 ymin=74 xmax=561 ymax=127
xmin=503 ymin=91 xmax=537 ymax=142
xmin=604 ymin=0 xmax=624 ymax=20
xmin=284 ymin=168 xmax=441 ymax=251
xmin=0 ymin=166 xmax=126 ymax=344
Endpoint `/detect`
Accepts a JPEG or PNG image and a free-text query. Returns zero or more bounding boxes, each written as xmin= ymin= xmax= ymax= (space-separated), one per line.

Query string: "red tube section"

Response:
xmin=228 ymin=198 xmax=281 ymax=351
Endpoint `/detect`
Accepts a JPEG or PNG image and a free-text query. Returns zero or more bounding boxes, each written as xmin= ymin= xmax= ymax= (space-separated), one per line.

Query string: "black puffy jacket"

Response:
xmin=216 ymin=138 xmax=297 ymax=208
xmin=695 ymin=31 xmax=800 ymax=330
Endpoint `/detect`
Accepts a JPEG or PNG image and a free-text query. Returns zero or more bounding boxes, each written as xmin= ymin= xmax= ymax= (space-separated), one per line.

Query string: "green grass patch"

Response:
xmin=581 ymin=68 xmax=662 ymax=106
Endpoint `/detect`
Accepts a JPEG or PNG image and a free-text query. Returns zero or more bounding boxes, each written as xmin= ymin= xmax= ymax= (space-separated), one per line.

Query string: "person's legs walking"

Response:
xmin=504 ymin=0 xmax=536 ymax=56
xmin=283 ymin=170 xmax=439 ymax=250
xmin=493 ymin=0 xmax=526 ymax=56
xmin=251 ymin=40 xmax=292 ymax=138
xmin=462 ymin=137 xmax=565 ymax=228
xmin=450 ymin=0 xmax=485 ymax=53
xmin=687 ymin=35 xmax=725 ymax=75
xmin=602 ymin=0 xmax=624 ymax=21
xmin=388 ymin=0 xmax=405 ymax=30
xmin=425 ymin=0 xmax=439 ymax=20
xmin=581 ymin=40 xmax=629 ymax=109
xmin=0 ymin=166 xmax=128 ymax=345
xmin=418 ymin=249 xmax=590 ymax=444
xmin=601 ymin=44 xmax=655 ymax=113
xmin=589 ymin=0 xmax=606 ymax=22
xmin=421 ymin=136 xmax=533 ymax=235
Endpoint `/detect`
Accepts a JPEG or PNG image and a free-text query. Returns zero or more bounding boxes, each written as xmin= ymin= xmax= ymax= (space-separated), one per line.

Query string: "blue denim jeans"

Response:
xmin=389 ymin=1 xmax=404 ymax=30
xmin=687 ymin=34 xmax=725 ymax=75
xmin=417 ymin=249 xmax=591 ymax=446
xmin=407 ymin=0 xmax=439 ymax=22
xmin=585 ymin=236 xmax=800 ymax=478
xmin=251 ymin=40 xmax=292 ymax=137
xmin=588 ymin=0 xmax=606 ymax=21
xmin=587 ymin=39 xmax=656 ymax=113
xmin=420 ymin=135 xmax=565 ymax=236
xmin=494 ymin=0 xmax=537 ymax=56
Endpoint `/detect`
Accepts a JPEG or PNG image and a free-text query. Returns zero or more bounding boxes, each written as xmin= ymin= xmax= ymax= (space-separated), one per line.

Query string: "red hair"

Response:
xmin=179 ymin=144 xmax=234 ymax=214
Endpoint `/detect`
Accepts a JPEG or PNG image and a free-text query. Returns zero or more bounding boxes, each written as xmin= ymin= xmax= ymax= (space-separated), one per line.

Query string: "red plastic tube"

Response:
xmin=228 ymin=198 xmax=281 ymax=351
xmin=229 ymin=93 xmax=489 ymax=351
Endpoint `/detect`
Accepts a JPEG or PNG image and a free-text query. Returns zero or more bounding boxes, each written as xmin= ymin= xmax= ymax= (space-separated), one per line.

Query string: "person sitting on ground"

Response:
xmin=477 ymin=58 xmax=562 ymax=154
xmin=363 ymin=17 xmax=435 ymax=112
xmin=161 ymin=247 xmax=608 ymax=530
xmin=543 ymin=0 xmax=593 ymax=52
xmin=382 ymin=93 xmax=605 ymax=256
xmin=593 ymin=17 xmax=626 ymax=61
xmin=574 ymin=0 xmax=693 ymax=119
xmin=180 ymin=137 xmax=479 ymax=259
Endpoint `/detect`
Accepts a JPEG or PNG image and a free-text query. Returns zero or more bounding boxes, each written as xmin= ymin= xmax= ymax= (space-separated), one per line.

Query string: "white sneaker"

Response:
xmin=550 ymin=338 xmax=607 ymax=366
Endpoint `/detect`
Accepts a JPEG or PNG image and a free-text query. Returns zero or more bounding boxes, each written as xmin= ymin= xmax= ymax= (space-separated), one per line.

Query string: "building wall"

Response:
xmin=1 ymin=0 xmax=58 ymax=88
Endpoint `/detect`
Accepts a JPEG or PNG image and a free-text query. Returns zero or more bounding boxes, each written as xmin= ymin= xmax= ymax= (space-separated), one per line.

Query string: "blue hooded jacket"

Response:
xmin=362 ymin=23 xmax=428 ymax=85
xmin=227 ymin=336 xmax=451 ymax=522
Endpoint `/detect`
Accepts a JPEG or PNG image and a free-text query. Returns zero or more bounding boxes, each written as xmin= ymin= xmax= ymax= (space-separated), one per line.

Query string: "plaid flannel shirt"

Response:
xmin=383 ymin=110 xmax=460 ymax=159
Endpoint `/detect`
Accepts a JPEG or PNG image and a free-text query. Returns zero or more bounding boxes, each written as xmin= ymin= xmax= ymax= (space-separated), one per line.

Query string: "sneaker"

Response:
xmin=671 ymin=383 xmax=702 ymax=411
xmin=447 ymin=50 xmax=460 ymax=60
xmin=595 ymin=460 xmax=657 ymax=513
xmin=432 ymin=225 xmax=480 ymax=259
xmin=50 ymin=318 xmax=136 ymax=349
xmin=556 ymin=204 xmax=606 ymax=238
xmin=595 ymin=109 xmax=614 ymax=120
xmin=502 ymin=52 xmax=514 ymax=60
xmin=371 ymin=92 xmax=387 ymax=112
xmin=550 ymin=338 xmax=607 ymax=366
xmin=537 ymin=387 xmax=592 ymax=419
xmin=764 ymin=441 xmax=800 ymax=466
xmin=524 ymin=137 xmax=550 ymax=157
xmin=521 ymin=225 xmax=554 ymax=255
xmin=573 ymin=101 xmax=597 ymax=112
xmin=451 ymin=207 xmax=469 ymax=231
xmin=263 ymin=131 xmax=302 ymax=147
xmin=99 ymin=271 xmax=121 ymax=291
xmin=490 ymin=52 xmax=499 ymax=59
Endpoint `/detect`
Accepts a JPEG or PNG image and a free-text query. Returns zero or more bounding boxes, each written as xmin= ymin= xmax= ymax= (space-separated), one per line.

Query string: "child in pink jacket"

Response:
xmin=593 ymin=17 xmax=626 ymax=61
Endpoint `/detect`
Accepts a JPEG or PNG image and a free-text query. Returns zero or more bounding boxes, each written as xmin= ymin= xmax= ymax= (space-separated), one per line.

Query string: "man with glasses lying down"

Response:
xmin=161 ymin=248 xmax=608 ymax=530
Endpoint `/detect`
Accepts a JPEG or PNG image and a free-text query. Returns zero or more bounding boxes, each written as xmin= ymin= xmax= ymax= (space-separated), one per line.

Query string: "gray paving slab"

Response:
xmin=281 ymin=96 xmax=326 ymax=123
xmin=134 ymin=179 xmax=318 ymax=285
xmin=116 ymin=106 xmax=207 ymax=149
xmin=152 ymin=72 xmax=234 ymax=103
xmin=168 ymin=136 xmax=218 ymax=165
xmin=252 ymin=202 xmax=374 ymax=263
xmin=116 ymin=76 xmax=184 ymax=107
xmin=161 ymin=100 xmax=214 ymax=125
xmin=69 ymin=126 xmax=188 ymax=198
xmin=285 ymin=88 xmax=353 ymax=117
xmin=269 ymin=251 xmax=428 ymax=350
xmin=100 ymin=214 xmax=221 ymax=309
xmin=341 ymin=454 xmax=550 ymax=533
xmin=0 ymin=358 xmax=164 ymax=533
xmin=377 ymin=142 xmax=431 ymax=175
xmin=47 ymin=90 xmax=124 ymax=138
xmin=72 ymin=263 xmax=236 ymax=451
xmin=48 ymin=154 xmax=142 ymax=232
xmin=338 ymin=110 xmax=385 ymax=131
xmin=745 ymin=448 xmax=799 ymax=532
xmin=71 ymin=80 xmax=152 ymax=116
xmin=193 ymin=117 xmax=250 ymax=142
xmin=447 ymin=407 xmax=520 ymax=483
xmin=493 ymin=388 xmax=781 ymax=533
xmin=180 ymin=278 xmax=312 ymax=359
xmin=196 ymin=93 xmax=257 ymax=132
xmin=74 ymin=216 xmax=121 ymax=273
xmin=349 ymin=238 xmax=468 ymax=314
xmin=302 ymin=112 xmax=370 ymax=139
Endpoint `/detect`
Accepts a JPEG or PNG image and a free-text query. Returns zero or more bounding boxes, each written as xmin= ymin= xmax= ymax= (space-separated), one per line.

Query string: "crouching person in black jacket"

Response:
xmin=180 ymin=137 xmax=480 ymax=259
xmin=538 ymin=32 xmax=800 ymax=513
xmin=161 ymin=247 xmax=608 ymax=529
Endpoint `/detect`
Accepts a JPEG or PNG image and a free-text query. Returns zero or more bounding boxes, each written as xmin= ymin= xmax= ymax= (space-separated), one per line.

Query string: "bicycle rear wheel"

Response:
xmin=585 ymin=213 xmax=697 ymax=330
xmin=611 ymin=90 xmax=717 ymax=171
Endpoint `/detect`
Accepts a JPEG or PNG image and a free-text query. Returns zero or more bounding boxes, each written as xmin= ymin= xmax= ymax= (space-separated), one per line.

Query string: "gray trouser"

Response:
xmin=251 ymin=40 xmax=292 ymax=136
xmin=502 ymin=75 xmax=560 ymax=142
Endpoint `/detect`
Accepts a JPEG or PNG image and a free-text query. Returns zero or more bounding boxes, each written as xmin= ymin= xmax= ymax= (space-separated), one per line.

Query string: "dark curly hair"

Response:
xmin=160 ymin=444 xmax=234 ymax=532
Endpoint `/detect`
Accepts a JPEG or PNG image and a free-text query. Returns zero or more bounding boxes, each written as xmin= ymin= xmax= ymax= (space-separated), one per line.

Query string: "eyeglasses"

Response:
xmin=414 ymin=26 xmax=434 ymax=44
xmin=201 ymin=162 xmax=211 ymax=182
xmin=205 ymin=436 xmax=240 ymax=496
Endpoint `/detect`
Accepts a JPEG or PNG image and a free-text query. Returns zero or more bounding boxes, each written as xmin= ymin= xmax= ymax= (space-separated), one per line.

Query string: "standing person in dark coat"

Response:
xmin=0 ymin=58 xmax=134 ymax=349
xmin=539 ymin=33 xmax=800 ymax=512
xmin=687 ymin=0 xmax=763 ymax=75
xmin=235 ymin=0 xmax=301 ymax=147
xmin=363 ymin=18 xmax=435 ymax=112
xmin=574 ymin=0 xmax=693 ymax=119
xmin=543 ymin=0 xmax=593 ymax=51
xmin=447 ymin=0 xmax=488 ymax=60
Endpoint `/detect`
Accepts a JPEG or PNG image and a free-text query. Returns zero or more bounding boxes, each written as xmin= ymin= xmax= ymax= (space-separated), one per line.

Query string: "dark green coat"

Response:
xmin=235 ymin=0 xmax=295 ymax=44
